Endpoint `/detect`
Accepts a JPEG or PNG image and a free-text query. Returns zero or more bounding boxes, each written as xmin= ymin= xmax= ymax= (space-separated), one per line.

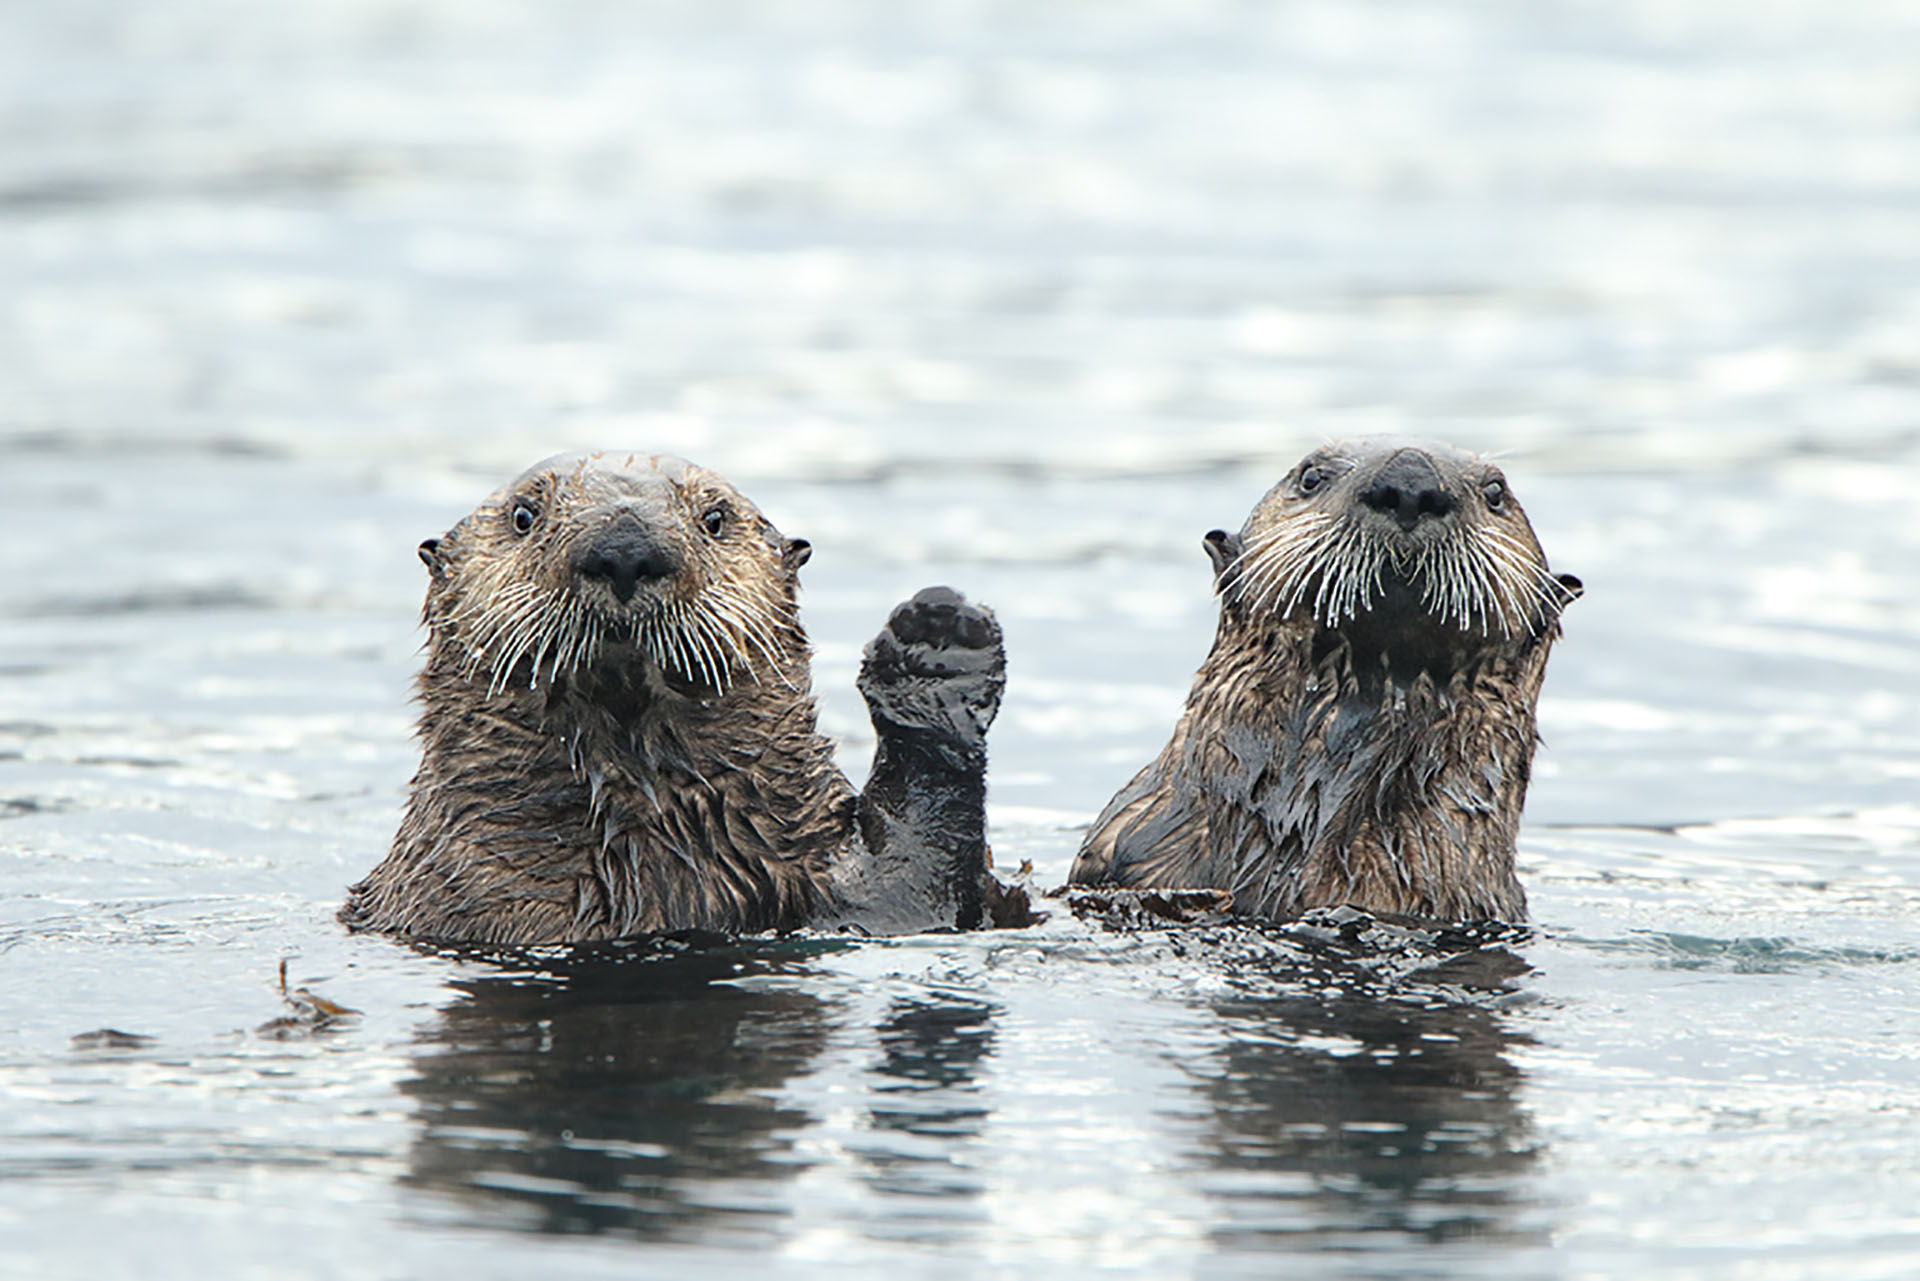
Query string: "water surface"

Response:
xmin=3 ymin=1 xmax=1919 ymax=1277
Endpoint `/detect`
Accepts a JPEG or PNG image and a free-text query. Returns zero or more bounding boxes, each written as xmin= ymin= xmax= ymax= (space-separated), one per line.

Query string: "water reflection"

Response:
xmin=857 ymin=995 xmax=997 ymax=1205
xmin=400 ymin=940 xmax=839 ymax=1244
xmin=1184 ymin=936 xmax=1540 ymax=1251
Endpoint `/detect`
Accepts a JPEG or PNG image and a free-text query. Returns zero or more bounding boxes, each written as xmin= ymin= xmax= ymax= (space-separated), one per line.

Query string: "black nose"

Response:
xmin=1358 ymin=450 xmax=1456 ymax=532
xmin=574 ymin=526 xmax=683 ymax=603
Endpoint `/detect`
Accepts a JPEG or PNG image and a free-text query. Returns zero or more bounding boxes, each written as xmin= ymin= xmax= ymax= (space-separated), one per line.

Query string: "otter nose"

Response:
xmin=1358 ymin=450 xmax=1456 ymax=533
xmin=574 ymin=526 xmax=683 ymax=604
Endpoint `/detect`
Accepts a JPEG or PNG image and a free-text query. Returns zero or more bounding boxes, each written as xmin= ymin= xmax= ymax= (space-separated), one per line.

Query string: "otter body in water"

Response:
xmin=343 ymin=451 xmax=1022 ymax=945
xmin=1069 ymin=438 xmax=1580 ymax=923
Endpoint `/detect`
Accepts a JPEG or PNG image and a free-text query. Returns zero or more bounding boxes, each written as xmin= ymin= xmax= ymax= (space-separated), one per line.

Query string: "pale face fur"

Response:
xmin=422 ymin=451 xmax=812 ymax=698
xmin=1225 ymin=437 xmax=1569 ymax=645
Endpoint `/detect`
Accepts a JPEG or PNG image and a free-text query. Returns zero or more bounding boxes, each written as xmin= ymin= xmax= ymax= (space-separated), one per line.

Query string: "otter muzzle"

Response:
xmin=1358 ymin=450 xmax=1457 ymax=533
xmin=573 ymin=521 xmax=684 ymax=604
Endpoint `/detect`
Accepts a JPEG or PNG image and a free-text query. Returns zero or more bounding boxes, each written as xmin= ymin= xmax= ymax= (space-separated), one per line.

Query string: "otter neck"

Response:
xmin=409 ymin=644 xmax=852 ymax=939
xmin=1185 ymin=605 xmax=1544 ymax=921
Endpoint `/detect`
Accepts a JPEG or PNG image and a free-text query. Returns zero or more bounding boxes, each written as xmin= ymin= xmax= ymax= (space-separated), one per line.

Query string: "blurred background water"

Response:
xmin=2 ymin=1 xmax=1918 ymax=1277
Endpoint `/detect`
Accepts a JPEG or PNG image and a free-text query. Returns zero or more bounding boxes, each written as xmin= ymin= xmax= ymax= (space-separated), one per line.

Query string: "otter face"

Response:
xmin=1216 ymin=436 xmax=1580 ymax=647
xmin=419 ymin=452 xmax=812 ymax=695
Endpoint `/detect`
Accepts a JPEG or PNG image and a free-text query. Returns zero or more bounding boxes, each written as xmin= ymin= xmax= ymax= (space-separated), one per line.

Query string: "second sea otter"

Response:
xmin=1070 ymin=437 xmax=1581 ymax=923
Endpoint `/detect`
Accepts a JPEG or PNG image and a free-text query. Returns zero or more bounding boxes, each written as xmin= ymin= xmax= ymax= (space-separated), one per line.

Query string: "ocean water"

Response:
xmin=2 ymin=1 xmax=1918 ymax=1277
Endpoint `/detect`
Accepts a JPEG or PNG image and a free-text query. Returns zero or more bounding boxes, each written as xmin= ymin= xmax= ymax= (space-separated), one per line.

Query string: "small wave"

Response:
xmin=19 ymin=585 xmax=277 ymax=619
xmin=1564 ymin=930 xmax=1920 ymax=972
xmin=1 ymin=797 xmax=70 ymax=820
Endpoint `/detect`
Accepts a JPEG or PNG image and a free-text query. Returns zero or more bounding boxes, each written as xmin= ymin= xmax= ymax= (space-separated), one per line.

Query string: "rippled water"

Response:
xmin=4 ymin=1 xmax=1919 ymax=1276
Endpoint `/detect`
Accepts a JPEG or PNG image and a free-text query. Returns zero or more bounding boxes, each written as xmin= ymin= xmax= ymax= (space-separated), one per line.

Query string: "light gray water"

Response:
xmin=3 ymin=1 xmax=1919 ymax=1277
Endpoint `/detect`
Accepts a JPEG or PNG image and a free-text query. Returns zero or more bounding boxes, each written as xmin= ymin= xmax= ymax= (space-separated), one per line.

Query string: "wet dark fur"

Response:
xmin=341 ymin=451 xmax=1027 ymax=945
xmin=1069 ymin=437 xmax=1580 ymax=923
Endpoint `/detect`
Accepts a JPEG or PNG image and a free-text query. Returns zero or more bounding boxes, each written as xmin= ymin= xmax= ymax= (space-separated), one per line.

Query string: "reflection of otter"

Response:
xmin=401 ymin=943 xmax=833 ymax=1241
xmin=1072 ymin=438 xmax=1581 ymax=922
xmin=399 ymin=945 xmax=1006 ymax=1241
xmin=342 ymin=452 xmax=1026 ymax=944
xmin=1186 ymin=935 xmax=1540 ymax=1248
xmin=856 ymin=997 xmax=997 ymax=1200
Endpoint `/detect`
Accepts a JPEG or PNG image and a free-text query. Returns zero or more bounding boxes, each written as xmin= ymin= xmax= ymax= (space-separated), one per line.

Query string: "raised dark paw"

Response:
xmin=859 ymin=586 xmax=1006 ymax=751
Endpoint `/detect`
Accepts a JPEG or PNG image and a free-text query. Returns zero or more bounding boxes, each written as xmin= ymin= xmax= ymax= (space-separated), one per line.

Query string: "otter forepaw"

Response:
xmin=859 ymin=586 xmax=1006 ymax=751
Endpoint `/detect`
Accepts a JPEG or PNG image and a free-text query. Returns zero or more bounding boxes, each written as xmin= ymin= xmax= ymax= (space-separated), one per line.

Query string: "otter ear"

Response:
xmin=1203 ymin=529 xmax=1240 ymax=578
xmin=783 ymin=537 xmax=813 ymax=572
xmin=1555 ymin=572 xmax=1584 ymax=601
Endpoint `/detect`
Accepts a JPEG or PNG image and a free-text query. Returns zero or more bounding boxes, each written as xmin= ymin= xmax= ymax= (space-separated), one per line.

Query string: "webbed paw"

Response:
xmin=858 ymin=586 xmax=1005 ymax=751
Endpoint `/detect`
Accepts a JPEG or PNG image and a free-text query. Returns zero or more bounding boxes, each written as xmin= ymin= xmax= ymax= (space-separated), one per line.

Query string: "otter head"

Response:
xmin=1211 ymin=437 xmax=1581 ymax=677
xmin=417 ymin=451 xmax=813 ymax=697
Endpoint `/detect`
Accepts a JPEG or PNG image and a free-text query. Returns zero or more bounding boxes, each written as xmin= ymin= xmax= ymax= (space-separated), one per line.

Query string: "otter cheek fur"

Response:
xmin=1069 ymin=437 xmax=1581 ymax=923
xmin=341 ymin=451 xmax=1024 ymax=945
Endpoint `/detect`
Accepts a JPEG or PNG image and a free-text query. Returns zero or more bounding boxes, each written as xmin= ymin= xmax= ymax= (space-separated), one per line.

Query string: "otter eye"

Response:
xmin=701 ymin=506 xmax=726 ymax=538
xmin=510 ymin=502 xmax=537 ymax=535
xmin=1298 ymin=466 xmax=1325 ymax=496
xmin=1482 ymin=479 xmax=1507 ymax=510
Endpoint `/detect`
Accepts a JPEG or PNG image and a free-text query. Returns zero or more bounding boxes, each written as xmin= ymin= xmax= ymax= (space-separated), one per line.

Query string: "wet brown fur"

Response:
xmin=1070 ymin=437 xmax=1579 ymax=923
xmin=344 ymin=453 xmax=869 ymax=944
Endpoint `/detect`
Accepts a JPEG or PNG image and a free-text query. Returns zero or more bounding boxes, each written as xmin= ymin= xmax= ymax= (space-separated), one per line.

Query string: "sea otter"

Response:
xmin=1069 ymin=437 xmax=1580 ymax=923
xmin=341 ymin=451 xmax=1026 ymax=945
